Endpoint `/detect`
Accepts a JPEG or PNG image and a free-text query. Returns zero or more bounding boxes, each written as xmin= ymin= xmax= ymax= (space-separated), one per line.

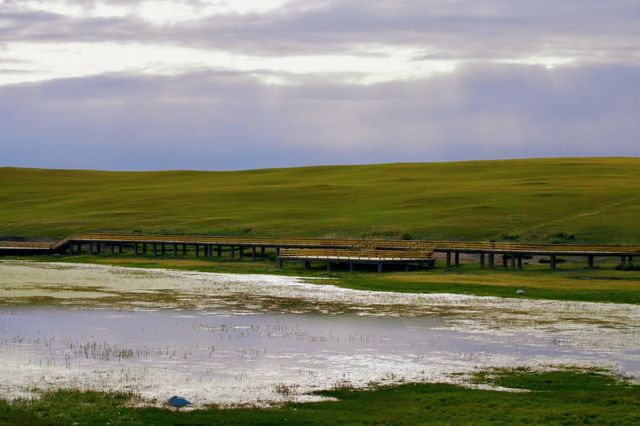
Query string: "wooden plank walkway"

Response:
xmin=1 ymin=233 xmax=639 ymax=271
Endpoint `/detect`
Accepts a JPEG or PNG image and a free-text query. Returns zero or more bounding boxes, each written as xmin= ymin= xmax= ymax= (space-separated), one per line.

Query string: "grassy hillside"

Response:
xmin=1 ymin=157 xmax=639 ymax=243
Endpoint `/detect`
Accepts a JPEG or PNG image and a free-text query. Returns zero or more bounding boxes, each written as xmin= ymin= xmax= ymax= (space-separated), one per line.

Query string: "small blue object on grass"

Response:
xmin=168 ymin=395 xmax=191 ymax=411
xmin=516 ymin=289 xmax=526 ymax=295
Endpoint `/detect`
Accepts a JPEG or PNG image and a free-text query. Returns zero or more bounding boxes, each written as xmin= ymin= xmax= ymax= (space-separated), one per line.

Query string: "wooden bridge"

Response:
xmin=1 ymin=233 xmax=639 ymax=271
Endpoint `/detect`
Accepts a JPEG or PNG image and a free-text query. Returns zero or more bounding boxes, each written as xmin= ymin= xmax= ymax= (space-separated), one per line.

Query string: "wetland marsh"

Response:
xmin=1 ymin=261 xmax=639 ymax=408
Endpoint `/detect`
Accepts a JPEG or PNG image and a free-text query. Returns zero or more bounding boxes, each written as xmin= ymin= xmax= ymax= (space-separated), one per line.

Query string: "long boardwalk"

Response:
xmin=1 ymin=233 xmax=639 ymax=271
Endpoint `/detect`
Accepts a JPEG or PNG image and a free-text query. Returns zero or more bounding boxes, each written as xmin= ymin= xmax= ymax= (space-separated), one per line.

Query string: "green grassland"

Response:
xmin=1 ymin=369 xmax=638 ymax=425
xmin=2 ymin=157 xmax=640 ymax=243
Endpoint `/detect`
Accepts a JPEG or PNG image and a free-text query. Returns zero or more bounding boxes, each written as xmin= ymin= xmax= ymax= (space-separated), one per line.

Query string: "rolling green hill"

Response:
xmin=1 ymin=157 xmax=639 ymax=243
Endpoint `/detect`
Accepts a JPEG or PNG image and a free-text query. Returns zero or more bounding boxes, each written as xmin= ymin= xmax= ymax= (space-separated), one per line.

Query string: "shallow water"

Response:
xmin=0 ymin=261 xmax=639 ymax=406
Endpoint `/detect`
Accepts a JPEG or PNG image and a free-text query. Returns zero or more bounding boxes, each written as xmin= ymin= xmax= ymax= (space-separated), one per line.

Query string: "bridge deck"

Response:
xmin=1 ymin=233 xmax=639 ymax=271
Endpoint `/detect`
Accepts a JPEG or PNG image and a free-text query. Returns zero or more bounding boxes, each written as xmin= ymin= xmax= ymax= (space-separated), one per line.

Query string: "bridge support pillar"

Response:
xmin=327 ymin=262 xmax=332 ymax=272
xmin=217 ymin=246 xmax=222 ymax=257
xmin=195 ymin=245 xmax=200 ymax=257
xmin=143 ymin=243 xmax=147 ymax=254
xmin=252 ymin=247 xmax=256 ymax=261
xmin=454 ymin=252 xmax=460 ymax=266
xmin=550 ymin=255 xmax=557 ymax=270
xmin=502 ymin=255 xmax=508 ymax=268
xmin=446 ymin=252 xmax=452 ymax=268
xmin=119 ymin=243 xmax=123 ymax=254
xmin=511 ymin=254 xmax=516 ymax=270
xmin=378 ymin=263 xmax=383 ymax=273
xmin=480 ymin=253 xmax=485 ymax=269
xmin=276 ymin=247 xmax=281 ymax=256
xmin=405 ymin=263 xmax=410 ymax=272
xmin=629 ymin=256 xmax=634 ymax=264
xmin=173 ymin=244 xmax=178 ymax=257
xmin=153 ymin=243 xmax=157 ymax=257
xmin=261 ymin=247 xmax=265 ymax=256
xmin=517 ymin=255 xmax=523 ymax=269
xmin=489 ymin=253 xmax=495 ymax=269
xmin=134 ymin=242 xmax=138 ymax=256
xmin=304 ymin=261 xmax=310 ymax=270
xmin=110 ymin=244 xmax=115 ymax=255
xmin=231 ymin=246 xmax=235 ymax=258
xmin=183 ymin=244 xmax=187 ymax=255
xmin=587 ymin=256 xmax=594 ymax=269
xmin=278 ymin=259 xmax=283 ymax=269
xmin=161 ymin=244 xmax=165 ymax=257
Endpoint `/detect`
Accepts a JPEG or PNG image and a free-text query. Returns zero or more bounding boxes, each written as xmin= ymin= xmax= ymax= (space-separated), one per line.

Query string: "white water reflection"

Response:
xmin=0 ymin=261 xmax=639 ymax=406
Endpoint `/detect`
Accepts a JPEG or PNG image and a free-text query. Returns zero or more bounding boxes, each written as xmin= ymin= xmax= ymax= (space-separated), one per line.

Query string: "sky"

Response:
xmin=1 ymin=0 xmax=639 ymax=170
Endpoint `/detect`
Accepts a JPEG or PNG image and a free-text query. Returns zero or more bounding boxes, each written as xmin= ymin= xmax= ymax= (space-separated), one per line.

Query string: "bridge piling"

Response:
xmin=446 ymin=252 xmax=452 ymax=268
xmin=454 ymin=252 xmax=460 ymax=266
xmin=489 ymin=253 xmax=495 ymax=269
xmin=480 ymin=253 xmax=485 ymax=268
xmin=550 ymin=255 xmax=557 ymax=270
xmin=587 ymin=255 xmax=594 ymax=269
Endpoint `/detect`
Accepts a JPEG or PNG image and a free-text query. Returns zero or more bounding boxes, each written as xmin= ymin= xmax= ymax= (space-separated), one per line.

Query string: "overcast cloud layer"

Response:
xmin=1 ymin=0 xmax=639 ymax=170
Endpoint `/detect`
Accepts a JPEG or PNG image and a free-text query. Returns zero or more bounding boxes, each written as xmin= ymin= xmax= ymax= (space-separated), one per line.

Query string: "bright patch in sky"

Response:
xmin=0 ymin=42 xmax=459 ymax=86
xmin=13 ymin=0 xmax=290 ymax=24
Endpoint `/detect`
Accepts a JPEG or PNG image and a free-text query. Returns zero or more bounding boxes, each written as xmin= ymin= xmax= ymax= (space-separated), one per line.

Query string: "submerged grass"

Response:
xmin=16 ymin=254 xmax=640 ymax=304
xmin=1 ymin=369 xmax=638 ymax=425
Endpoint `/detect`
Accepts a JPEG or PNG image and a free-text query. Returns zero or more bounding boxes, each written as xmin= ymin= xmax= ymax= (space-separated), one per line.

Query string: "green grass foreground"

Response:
xmin=0 ymin=369 xmax=638 ymax=425
xmin=31 ymin=254 xmax=640 ymax=304
xmin=2 ymin=157 xmax=640 ymax=243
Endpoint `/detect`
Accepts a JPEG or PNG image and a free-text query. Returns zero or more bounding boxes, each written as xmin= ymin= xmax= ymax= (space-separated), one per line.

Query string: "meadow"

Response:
xmin=2 ymin=157 xmax=640 ymax=243
xmin=1 ymin=369 xmax=638 ymax=425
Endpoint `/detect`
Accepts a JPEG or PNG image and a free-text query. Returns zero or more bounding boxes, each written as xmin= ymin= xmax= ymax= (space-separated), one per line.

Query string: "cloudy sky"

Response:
xmin=1 ymin=0 xmax=639 ymax=170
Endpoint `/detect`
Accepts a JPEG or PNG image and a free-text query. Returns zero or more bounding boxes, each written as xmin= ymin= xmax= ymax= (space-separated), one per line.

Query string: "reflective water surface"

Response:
xmin=0 ymin=261 xmax=639 ymax=406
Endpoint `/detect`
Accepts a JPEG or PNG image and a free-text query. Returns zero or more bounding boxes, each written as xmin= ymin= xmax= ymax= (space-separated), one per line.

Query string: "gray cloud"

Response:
xmin=1 ymin=0 xmax=639 ymax=61
xmin=0 ymin=1 xmax=638 ymax=169
xmin=1 ymin=63 xmax=638 ymax=170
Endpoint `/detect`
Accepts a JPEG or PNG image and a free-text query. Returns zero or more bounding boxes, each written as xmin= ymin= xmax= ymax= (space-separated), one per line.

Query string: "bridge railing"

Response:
xmin=279 ymin=248 xmax=434 ymax=260
xmin=432 ymin=241 xmax=640 ymax=254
